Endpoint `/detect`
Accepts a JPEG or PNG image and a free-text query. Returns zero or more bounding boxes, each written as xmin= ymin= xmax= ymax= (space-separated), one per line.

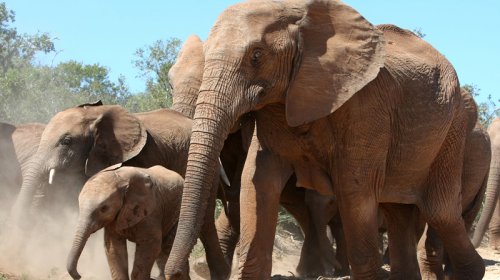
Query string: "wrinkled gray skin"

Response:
xmin=67 ymin=165 xmax=188 ymax=280
xmin=165 ymin=0 xmax=483 ymax=279
xmin=472 ymin=117 xmax=500 ymax=250
xmin=416 ymin=90 xmax=491 ymax=278
xmin=0 ymin=122 xmax=45 ymax=211
xmin=10 ymin=103 xmax=229 ymax=280
xmin=169 ymin=35 xmax=346 ymax=277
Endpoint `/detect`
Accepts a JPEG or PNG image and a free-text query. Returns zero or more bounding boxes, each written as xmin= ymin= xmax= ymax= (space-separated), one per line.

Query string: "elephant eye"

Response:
xmin=100 ymin=205 xmax=109 ymax=213
xmin=60 ymin=136 xmax=72 ymax=146
xmin=251 ymin=49 xmax=263 ymax=64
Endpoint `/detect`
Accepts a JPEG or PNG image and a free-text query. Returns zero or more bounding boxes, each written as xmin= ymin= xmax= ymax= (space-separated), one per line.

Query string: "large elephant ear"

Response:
xmin=115 ymin=171 xmax=156 ymax=231
xmin=169 ymin=34 xmax=204 ymax=90
xmin=286 ymin=0 xmax=385 ymax=127
xmin=85 ymin=106 xmax=147 ymax=177
xmin=169 ymin=35 xmax=205 ymax=118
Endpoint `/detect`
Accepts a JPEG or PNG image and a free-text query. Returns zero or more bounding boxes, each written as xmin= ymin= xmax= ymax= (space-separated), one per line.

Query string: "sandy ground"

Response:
xmin=269 ymin=233 xmax=500 ymax=280
xmin=0 ymin=227 xmax=499 ymax=279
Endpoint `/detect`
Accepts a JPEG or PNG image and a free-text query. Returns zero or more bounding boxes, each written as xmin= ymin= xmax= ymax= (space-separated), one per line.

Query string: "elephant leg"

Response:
xmin=104 ymin=230 xmax=129 ymax=280
xmin=490 ymin=198 xmax=500 ymax=250
xmin=238 ymin=138 xmax=292 ymax=279
xmin=215 ymin=183 xmax=241 ymax=268
xmin=280 ymin=176 xmax=309 ymax=237
xmin=132 ymin=237 xmax=162 ymax=280
xmin=419 ymin=120 xmax=484 ymax=280
xmin=417 ymin=224 xmax=445 ymax=280
xmin=214 ymin=209 xmax=239 ymax=271
xmin=279 ymin=178 xmax=317 ymax=276
xmin=157 ymin=226 xmax=190 ymax=280
xmin=380 ymin=203 xmax=420 ymax=279
xmin=156 ymin=252 xmax=168 ymax=280
xmin=328 ymin=215 xmax=350 ymax=276
xmin=332 ymin=144 xmax=386 ymax=279
xmin=299 ymin=189 xmax=339 ymax=277
xmin=336 ymin=190 xmax=381 ymax=279
xmin=199 ymin=178 xmax=231 ymax=280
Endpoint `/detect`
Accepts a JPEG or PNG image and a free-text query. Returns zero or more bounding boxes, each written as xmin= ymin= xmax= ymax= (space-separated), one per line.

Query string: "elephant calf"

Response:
xmin=67 ymin=165 xmax=188 ymax=280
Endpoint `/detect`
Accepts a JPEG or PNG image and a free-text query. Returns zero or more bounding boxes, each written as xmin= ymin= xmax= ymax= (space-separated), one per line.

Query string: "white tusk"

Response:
xmin=219 ymin=158 xmax=230 ymax=187
xmin=48 ymin=168 xmax=56 ymax=185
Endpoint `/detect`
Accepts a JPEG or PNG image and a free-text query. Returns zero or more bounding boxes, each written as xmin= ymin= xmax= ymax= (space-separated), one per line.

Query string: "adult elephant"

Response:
xmin=164 ymin=0 xmax=483 ymax=279
xmin=472 ymin=117 xmax=500 ymax=250
xmin=169 ymin=35 xmax=347 ymax=277
xmin=9 ymin=102 xmax=230 ymax=280
xmin=0 ymin=122 xmax=45 ymax=210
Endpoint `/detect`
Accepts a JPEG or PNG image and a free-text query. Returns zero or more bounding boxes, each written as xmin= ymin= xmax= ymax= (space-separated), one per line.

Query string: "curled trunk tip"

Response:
xmin=67 ymin=227 xmax=91 ymax=280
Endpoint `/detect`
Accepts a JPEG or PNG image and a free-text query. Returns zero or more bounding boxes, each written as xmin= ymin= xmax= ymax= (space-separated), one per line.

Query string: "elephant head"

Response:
xmin=165 ymin=0 xmax=385 ymax=275
xmin=67 ymin=164 xmax=156 ymax=279
xmin=169 ymin=34 xmax=205 ymax=119
xmin=10 ymin=102 xmax=147 ymax=227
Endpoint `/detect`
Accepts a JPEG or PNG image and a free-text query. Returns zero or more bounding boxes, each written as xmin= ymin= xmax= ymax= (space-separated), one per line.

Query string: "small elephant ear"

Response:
xmin=85 ymin=106 xmax=147 ymax=177
xmin=115 ymin=172 xmax=156 ymax=231
xmin=286 ymin=0 xmax=385 ymax=127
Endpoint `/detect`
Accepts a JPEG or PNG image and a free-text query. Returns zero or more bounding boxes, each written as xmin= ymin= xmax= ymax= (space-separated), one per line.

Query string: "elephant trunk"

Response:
xmin=10 ymin=154 xmax=45 ymax=228
xmin=165 ymin=77 xmax=242 ymax=276
xmin=67 ymin=219 xmax=94 ymax=280
xmin=472 ymin=156 xmax=500 ymax=247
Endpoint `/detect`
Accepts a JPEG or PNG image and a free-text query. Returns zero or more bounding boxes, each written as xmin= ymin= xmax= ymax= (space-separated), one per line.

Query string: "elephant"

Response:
xmin=67 ymin=165 xmax=188 ymax=280
xmin=164 ymin=0 xmax=484 ymax=279
xmin=9 ymin=102 xmax=230 ymax=280
xmin=472 ymin=117 xmax=500 ymax=250
xmin=0 ymin=122 xmax=45 ymax=211
xmin=169 ymin=35 xmax=347 ymax=277
xmin=414 ymin=89 xmax=491 ymax=278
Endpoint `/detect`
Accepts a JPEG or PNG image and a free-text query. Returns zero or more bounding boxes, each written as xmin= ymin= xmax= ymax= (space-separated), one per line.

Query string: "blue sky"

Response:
xmin=6 ymin=0 xmax=500 ymax=102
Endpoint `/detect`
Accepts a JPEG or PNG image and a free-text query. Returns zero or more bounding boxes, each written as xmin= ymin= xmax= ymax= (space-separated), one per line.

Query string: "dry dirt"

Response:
xmin=268 ymin=232 xmax=500 ymax=280
xmin=0 ymin=220 xmax=499 ymax=280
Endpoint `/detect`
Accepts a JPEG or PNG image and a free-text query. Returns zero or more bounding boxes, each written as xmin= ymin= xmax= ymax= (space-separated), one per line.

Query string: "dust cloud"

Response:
xmin=0 ymin=177 xmax=112 ymax=280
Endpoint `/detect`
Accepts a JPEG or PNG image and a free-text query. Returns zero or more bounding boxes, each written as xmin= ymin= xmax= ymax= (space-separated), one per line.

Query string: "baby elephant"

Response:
xmin=67 ymin=164 xmax=189 ymax=280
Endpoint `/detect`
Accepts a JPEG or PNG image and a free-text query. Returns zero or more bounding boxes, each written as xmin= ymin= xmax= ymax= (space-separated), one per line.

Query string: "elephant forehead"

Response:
xmin=206 ymin=0 xmax=302 ymax=56
xmin=45 ymin=109 xmax=87 ymax=134
xmin=84 ymin=171 xmax=124 ymax=193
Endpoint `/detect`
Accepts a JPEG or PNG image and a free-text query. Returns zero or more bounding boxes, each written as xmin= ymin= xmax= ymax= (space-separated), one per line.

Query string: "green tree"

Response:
xmin=0 ymin=61 xmax=132 ymax=124
xmin=55 ymin=61 xmax=130 ymax=104
xmin=0 ymin=2 xmax=54 ymax=74
xmin=132 ymin=38 xmax=181 ymax=109
xmin=462 ymin=84 xmax=499 ymax=128
xmin=0 ymin=2 xmax=131 ymax=124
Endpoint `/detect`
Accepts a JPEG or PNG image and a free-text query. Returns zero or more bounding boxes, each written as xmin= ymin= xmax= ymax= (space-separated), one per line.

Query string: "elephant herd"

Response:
xmin=1 ymin=0 xmax=499 ymax=279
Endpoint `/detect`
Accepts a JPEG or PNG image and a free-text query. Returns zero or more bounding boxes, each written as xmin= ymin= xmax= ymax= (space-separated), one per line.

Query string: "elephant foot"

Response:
xmin=192 ymin=257 xmax=210 ymax=279
xmin=334 ymin=268 xmax=351 ymax=277
xmin=446 ymin=253 xmax=484 ymax=280
xmin=155 ymin=272 xmax=166 ymax=280
xmin=490 ymin=237 xmax=500 ymax=251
